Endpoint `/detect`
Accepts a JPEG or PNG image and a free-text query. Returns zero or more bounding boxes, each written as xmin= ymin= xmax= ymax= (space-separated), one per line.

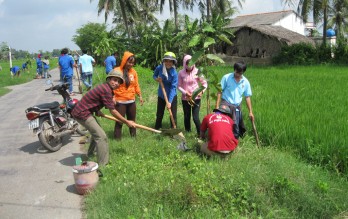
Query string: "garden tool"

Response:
xmin=250 ymin=117 xmax=260 ymax=147
xmin=75 ymin=65 xmax=83 ymax=94
xmin=215 ymin=92 xmax=222 ymax=109
xmin=73 ymin=51 xmax=83 ymax=94
xmin=159 ymin=80 xmax=186 ymax=141
xmin=101 ymin=114 xmax=182 ymax=137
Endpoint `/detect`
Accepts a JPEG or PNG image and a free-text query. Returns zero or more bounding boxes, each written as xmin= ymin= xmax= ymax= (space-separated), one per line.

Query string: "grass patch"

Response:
xmin=0 ymin=58 xmax=58 ymax=96
xmin=83 ymin=65 xmax=348 ymax=218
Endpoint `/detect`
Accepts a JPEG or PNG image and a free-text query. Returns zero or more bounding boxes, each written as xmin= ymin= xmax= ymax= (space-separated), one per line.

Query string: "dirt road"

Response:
xmin=0 ymin=69 xmax=85 ymax=219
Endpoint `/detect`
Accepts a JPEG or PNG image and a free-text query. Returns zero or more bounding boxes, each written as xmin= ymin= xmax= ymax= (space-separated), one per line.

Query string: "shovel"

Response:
xmin=159 ymin=80 xmax=186 ymax=141
xmin=101 ymin=114 xmax=182 ymax=137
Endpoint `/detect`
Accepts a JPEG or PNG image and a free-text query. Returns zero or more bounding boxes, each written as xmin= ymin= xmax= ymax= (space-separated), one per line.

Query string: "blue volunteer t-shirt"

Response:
xmin=104 ymin=55 xmax=116 ymax=74
xmin=59 ymin=55 xmax=74 ymax=77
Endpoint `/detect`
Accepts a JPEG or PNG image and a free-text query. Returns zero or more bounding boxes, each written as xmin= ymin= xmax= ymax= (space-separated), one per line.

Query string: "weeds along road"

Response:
xmin=0 ymin=68 xmax=84 ymax=219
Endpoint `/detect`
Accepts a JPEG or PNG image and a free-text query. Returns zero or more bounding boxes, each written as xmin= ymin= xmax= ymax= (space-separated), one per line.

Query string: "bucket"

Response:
xmin=72 ymin=161 xmax=99 ymax=195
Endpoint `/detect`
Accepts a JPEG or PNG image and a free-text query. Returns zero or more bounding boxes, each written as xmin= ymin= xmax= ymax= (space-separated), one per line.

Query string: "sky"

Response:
xmin=0 ymin=0 xmax=291 ymax=53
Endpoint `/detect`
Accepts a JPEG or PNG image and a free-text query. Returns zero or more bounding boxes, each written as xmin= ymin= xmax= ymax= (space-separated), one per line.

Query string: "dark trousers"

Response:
xmin=114 ymin=102 xmax=136 ymax=139
xmin=182 ymin=99 xmax=201 ymax=135
xmin=155 ymin=96 xmax=177 ymax=129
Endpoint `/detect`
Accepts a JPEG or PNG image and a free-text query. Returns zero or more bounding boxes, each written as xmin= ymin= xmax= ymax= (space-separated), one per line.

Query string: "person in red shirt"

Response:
xmin=199 ymin=104 xmax=238 ymax=158
xmin=71 ymin=70 xmax=136 ymax=166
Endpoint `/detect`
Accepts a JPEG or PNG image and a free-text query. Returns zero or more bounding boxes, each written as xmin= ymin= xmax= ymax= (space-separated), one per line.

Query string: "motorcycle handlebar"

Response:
xmin=45 ymin=83 xmax=70 ymax=92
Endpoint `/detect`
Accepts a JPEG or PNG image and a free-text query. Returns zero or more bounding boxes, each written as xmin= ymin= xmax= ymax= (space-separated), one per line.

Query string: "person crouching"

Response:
xmin=199 ymin=104 xmax=238 ymax=158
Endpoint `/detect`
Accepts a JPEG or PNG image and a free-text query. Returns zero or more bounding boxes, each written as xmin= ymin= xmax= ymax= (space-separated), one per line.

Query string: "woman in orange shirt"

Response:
xmin=113 ymin=51 xmax=144 ymax=139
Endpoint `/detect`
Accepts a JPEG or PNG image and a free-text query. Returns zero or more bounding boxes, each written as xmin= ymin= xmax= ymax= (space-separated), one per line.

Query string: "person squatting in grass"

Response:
xmin=153 ymin=52 xmax=178 ymax=130
xmin=10 ymin=66 xmax=21 ymax=77
xmin=178 ymin=54 xmax=208 ymax=137
xmin=36 ymin=54 xmax=43 ymax=78
xmin=199 ymin=104 xmax=238 ymax=158
xmin=219 ymin=61 xmax=254 ymax=139
xmin=104 ymin=51 xmax=119 ymax=74
xmin=58 ymin=48 xmax=76 ymax=95
xmin=71 ymin=70 xmax=136 ymax=166
xmin=113 ymin=51 xmax=144 ymax=140
xmin=22 ymin=61 xmax=29 ymax=73
xmin=79 ymin=49 xmax=96 ymax=91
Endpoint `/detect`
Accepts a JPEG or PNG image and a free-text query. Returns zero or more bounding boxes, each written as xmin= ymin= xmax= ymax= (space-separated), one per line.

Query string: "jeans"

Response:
xmin=63 ymin=75 xmax=73 ymax=94
xmin=81 ymin=72 xmax=93 ymax=88
xmin=182 ymin=99 xmax=201 ymax=135
xmin=37 ymin=67 xmax=43 ymax=76
xmin=75 ymin=116 xmax=109 ymax=166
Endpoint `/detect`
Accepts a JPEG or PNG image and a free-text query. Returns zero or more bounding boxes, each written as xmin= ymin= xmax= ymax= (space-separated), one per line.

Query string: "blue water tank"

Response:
xmin=326 ymin=29 xmax=335 ymax=37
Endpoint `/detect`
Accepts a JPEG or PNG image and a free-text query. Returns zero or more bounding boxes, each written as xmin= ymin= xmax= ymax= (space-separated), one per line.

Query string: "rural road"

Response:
xmin=0 ymin=68 xmax=85 ymax=219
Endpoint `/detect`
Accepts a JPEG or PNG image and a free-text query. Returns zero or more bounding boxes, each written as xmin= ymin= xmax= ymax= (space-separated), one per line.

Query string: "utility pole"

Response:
xmin=9 ymin=46 xmax=12 ymax=76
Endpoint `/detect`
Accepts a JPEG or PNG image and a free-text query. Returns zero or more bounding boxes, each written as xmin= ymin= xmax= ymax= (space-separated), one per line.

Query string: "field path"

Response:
xmin=0 ymin=68 xmax=84 ymax=219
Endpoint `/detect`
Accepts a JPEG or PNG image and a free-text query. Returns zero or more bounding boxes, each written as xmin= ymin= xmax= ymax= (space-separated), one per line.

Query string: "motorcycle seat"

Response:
xmin=28 ymin=101 xmax=60 ymax=111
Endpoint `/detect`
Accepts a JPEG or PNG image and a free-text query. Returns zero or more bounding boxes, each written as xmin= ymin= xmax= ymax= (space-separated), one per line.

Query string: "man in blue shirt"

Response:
xmin=219 ymin=61 xmax=254 ymax=139
xmin=22 ymin=61 xmax=29 ymax=73
xmin=10 ymin=66 xmax=21 ymax=77
xmin=104 ymin=52 xmax=118 ymax=74
xmin=59 ymin=48 xmax=75 ymax=95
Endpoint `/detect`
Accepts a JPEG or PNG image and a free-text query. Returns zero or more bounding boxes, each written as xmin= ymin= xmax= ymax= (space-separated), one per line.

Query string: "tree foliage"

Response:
xmin=72 ymin=23 xmax=109 ymax=55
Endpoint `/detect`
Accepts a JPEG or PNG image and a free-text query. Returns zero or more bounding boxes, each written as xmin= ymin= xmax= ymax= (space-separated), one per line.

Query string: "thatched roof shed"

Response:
xmin=227 ymin=10 xmax=295 ymax=28
xmin=224 ymin=25 xmax=315 ymax=58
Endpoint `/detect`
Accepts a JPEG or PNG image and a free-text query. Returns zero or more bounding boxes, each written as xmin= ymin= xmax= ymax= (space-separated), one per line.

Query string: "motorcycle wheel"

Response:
xmin=38 ymin=120 xmax=62 ymax=152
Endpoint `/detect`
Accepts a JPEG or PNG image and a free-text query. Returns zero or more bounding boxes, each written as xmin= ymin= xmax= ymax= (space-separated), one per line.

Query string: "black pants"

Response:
xmin=182 ymin=99 xmax=201 ymax=135
xmin=155 ymin=96 xmax=177 ymax=129
xmin=114 ymin=102 xmax=136 ymax=139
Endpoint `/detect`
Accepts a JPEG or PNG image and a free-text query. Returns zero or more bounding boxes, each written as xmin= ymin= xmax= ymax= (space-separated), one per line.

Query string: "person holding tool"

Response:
xmin=218 ymin=61 xmax=254 ymax=139
xmin=71 ymin=70 xmax=136 ymax=166
xmin=178 ymin=54 xmax=207 ymax=137
xmin=153 ymin=52 xmax=178 ymax=130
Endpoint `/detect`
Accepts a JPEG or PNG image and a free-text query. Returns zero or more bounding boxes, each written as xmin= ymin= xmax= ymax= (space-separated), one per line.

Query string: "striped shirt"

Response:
xmin=71 ymin=83 xmax=115 ymax=120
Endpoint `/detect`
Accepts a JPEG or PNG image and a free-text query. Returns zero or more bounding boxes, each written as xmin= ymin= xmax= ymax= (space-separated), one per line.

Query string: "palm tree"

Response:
xmin=328 ymin=0 xmax=348 ymax=41
xmin=157 ymin=0 xmax=180 ymax=31
xmin=196 ymin=0 xmax=243 ymax=22
xmin=283 ymin=0 xmax=331 ymax=45
xmin=90 ymin=0 xmax=137 ymax=39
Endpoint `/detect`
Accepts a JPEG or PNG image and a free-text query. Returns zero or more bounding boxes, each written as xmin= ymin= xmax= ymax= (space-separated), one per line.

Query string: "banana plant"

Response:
xmin=177 ymin=14 xmax=233 ymax=114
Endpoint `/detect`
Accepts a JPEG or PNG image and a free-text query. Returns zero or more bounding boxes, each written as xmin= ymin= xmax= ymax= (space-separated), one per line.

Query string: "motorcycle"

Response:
xmin=25 ymin=80 xmax=87 ymax=152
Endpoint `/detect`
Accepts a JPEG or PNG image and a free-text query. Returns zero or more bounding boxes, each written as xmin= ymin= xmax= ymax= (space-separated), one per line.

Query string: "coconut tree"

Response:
xmin=91 ymin=0 xmax=137 ymax=39
xmin=157 ymin=0 xmax=180 ymax=31
xmin=283 ymin=0 xmax=333 ymax=45
xmin=328 ymin=0 xmax=348 ymax=41
xmin=196 ymin=0 xmax=243 ymax=22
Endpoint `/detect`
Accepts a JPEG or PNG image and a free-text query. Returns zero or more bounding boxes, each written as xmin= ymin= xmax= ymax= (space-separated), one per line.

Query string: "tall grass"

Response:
xmin=83 ymin=65 xmax=348 ymax=218
xmin=245 ymin=65 xmax=348 ymax=176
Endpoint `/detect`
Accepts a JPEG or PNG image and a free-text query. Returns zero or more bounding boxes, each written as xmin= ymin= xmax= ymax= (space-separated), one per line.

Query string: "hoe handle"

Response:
xmin=159 ymin=80 xmax=177 ymax=129
xmin=102 ymin=114 xmax=161 ymax=134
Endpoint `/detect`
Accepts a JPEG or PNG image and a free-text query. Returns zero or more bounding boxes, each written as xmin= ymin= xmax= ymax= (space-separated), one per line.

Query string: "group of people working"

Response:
xmin=68 ymin=50 xmax=253 ymax=166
